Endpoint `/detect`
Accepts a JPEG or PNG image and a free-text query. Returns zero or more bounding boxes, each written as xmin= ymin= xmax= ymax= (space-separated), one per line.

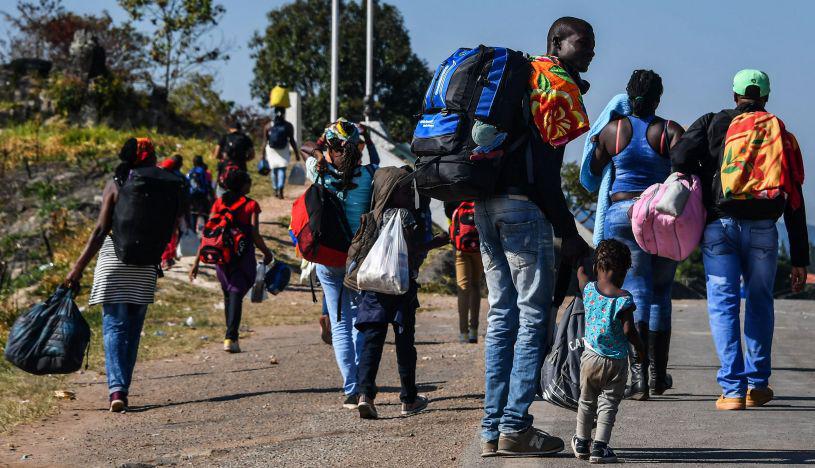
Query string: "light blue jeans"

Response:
xmin=606 ymin=199 xmax=678 ymax=331
xmin=701 ymin=217 xmax=777 ymax=397
xmin=102 ymin=303 xmax=148 ymax=395
xmin=271 ymin=167 xmax=286 ymax=190
xmin=317 ymin=264 xmax=364 ymax=396
xmin=475 ymin=196 xmax=555 ymax=441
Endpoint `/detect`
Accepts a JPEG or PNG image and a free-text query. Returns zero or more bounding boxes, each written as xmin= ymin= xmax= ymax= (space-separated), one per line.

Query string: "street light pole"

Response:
xmin=364 ymin=0 xmax=374 ymax=122
xmin=330 ymin=0 xmax=339 ymax=122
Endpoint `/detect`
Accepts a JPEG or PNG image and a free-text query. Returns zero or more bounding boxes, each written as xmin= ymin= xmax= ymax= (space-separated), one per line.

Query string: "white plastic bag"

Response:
xmin=357 ymin=210 xmax=410 ymax=295
xmin=250 ymin=263 xmax=267 ymax=303
xmin=176 ymin=230 xmax=200 ymax=257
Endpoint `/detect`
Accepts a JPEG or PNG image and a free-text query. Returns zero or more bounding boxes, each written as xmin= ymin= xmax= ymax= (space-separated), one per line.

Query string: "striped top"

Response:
xmin=88 ymin=236 xmax=158 ymax=306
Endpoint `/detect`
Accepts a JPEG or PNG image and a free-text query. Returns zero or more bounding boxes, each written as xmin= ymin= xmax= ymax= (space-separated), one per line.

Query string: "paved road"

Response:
xmin=3 ymin=299 xmax=814 ymax=467
xmin=462 ymin=299 xmax=815 ymax=467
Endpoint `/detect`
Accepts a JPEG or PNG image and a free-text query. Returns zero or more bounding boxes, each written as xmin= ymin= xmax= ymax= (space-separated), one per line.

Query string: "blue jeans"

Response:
xmin=102 ymin=303 xmax=148 ymax=395
xmin=701 ymin=217 xmax=778 ymax=397
xmin=474 ymin=197 xmax=555 ymax=441
xmin=606 ymin=199 xmax=678 ymax=331
xmin=317 ymin=264 xmax=364 ymax=396
xmin=271 ymin=167 xmax=286 ymax=190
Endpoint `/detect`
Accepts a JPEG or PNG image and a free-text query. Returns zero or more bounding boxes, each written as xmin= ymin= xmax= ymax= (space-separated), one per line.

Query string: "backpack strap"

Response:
xmin=660 ymin=119 xmax=671 ymax=156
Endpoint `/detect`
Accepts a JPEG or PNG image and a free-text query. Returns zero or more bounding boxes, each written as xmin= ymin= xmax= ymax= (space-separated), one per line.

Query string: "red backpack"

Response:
xmin=449 ymin=201 xmax=479 ymax=253
xmin=199 ymin=197 xmax=250 ymax=265
xmin=289 ymin=180 xmax=353 ymax=267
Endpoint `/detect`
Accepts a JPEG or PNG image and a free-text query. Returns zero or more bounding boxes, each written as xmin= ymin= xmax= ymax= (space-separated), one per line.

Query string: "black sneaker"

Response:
xmin=497 ymin=426 xmax=564 ymax=456
xmin=589 ymin=442 xmax=618 ymax=464
xmin=342 ymin=394 xmax=359 ymax=410
xmin=572 ymin=435 xmax=591 ymax=460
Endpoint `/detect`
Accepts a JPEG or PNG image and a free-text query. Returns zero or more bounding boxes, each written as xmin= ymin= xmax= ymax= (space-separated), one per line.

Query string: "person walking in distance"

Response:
xmin=189 ymin=169 xmax=275 ymax=353
xmin=263 ymin=107 xmax=300 ymax=199
xmin=670 ymin=70 xmax=808 ymax=410
xmin=477 ymin=17 xmax=594 ymax=457
xmin=445 ymin=201 xmax=482 ymax=344
xmin=187 ymin=155 xmax=214 ymax=232
xmin=213 ymin=121 xmax=254 ymax=196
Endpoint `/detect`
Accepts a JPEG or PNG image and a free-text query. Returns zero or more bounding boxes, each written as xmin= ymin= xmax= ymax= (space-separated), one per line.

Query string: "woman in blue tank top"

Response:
xmin=590 ymin=70 xmax=685 ymax=401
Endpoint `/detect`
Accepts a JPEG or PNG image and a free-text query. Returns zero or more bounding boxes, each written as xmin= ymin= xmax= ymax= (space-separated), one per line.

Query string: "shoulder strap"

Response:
xmin=660 ymin=119 xmax=671 ymax=155
xmin=615 ymin=118 xmax=623 ymax=154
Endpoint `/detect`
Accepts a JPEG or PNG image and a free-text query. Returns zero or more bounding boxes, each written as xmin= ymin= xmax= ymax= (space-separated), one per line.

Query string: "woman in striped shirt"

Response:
xmin=65 ymin=138 xmax=160 ymax=413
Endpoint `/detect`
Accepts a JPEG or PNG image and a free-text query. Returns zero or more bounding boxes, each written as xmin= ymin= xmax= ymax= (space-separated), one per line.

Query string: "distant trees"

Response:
xmin=118 ymin=0 xmax=229 ymax=95
xmin=250 ymin=0 xmax=430 ymax=141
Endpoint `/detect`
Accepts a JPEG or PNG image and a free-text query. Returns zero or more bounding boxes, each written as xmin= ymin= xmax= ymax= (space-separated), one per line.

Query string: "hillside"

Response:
xmin=0 ymin=122 xmax=290 ymax=432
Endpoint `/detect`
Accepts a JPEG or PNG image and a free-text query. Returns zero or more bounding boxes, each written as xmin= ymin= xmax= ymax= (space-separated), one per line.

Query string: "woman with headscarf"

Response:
xmin=302 ymin=118 xmax=377 ymax=410
xmin=64 ymin=137 xmax=161 ymax=413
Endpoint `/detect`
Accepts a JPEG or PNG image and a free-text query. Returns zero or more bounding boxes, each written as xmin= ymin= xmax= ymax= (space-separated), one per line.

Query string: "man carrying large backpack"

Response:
xmin=671 ymin=70 xmax=808 ymax=411
xmin=476 ymin=17 xmax=594 ymax=457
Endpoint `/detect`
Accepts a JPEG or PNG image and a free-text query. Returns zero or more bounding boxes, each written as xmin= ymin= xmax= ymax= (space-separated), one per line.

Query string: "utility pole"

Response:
xmin=330 ymin=0 xmax=339 ymax=122
xmin=364 ymin=0 xmax=374 ymax=122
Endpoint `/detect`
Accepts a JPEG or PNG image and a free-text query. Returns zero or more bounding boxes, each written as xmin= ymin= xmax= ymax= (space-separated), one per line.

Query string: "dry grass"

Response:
xmin=0 ymin=122 xmax=288 ymax=432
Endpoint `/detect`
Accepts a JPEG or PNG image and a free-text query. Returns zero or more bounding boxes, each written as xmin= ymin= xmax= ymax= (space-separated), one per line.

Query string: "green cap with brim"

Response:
xmin=733 ymin=69 xmax=770 ymax=97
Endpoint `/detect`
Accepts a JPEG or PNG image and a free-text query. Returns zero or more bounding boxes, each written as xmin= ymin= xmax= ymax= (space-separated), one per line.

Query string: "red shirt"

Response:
xmin=210 ymin=196 xmax=261 ymax=227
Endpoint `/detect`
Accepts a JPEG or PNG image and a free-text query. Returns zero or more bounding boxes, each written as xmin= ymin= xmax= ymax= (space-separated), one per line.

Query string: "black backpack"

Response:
xmin=540 ymin=296 xmax=585 ymax=411
xmin=222 ymin=132 xmax=250 ymax=162
xmin=411 ymin=45 xmax=530 ymax=202
xmin=4 ymin=287 xmax=90 ymax=375
xmin=267 ymin=122 xmax=289 ymax=149
xmin=112 ymin=166 xmax=185 ymax=265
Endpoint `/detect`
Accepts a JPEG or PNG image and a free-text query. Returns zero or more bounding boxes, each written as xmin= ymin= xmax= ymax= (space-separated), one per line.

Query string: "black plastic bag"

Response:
xmin=4 ymin=287 xmax=90 ymax=375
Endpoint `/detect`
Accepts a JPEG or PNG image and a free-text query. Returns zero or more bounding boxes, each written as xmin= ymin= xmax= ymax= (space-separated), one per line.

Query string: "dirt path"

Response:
xmin=1 ymin=290 xmax=486 ymax=467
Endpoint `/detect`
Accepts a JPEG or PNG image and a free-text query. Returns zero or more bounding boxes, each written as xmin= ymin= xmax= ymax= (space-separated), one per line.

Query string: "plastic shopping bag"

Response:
xmin=250 ymin=263 xmax=268 ymax=303
xmin=176 ymin=230 xmax=200 ymax=257
xmin=4 ymin=286 xmax=90 ymax=375
xmin=357 ymin=210 xmax=410 ymax=295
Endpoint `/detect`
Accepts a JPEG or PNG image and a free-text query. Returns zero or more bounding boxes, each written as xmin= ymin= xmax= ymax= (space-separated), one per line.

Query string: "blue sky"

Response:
xmin=2 ymin=0 xmax=814 ymax=222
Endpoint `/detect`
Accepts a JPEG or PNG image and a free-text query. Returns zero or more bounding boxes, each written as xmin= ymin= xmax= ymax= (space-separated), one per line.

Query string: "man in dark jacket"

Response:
xmin=476 ymin=16 xmax=594 ymax=458
xmin=213 ymin=121 xmax=255 ymax=195
xmin=671 ymin=69 xmax=808 ymax=411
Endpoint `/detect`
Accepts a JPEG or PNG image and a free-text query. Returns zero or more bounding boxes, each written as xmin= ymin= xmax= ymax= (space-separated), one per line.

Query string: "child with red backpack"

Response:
xmin=189 ymin=169 xmax=274 ymax=353
xmin=445 ymin=201 xmax=483 ymax=344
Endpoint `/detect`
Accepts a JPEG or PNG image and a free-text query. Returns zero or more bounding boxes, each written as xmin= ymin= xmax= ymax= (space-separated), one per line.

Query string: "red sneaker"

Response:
xmin=109 ymin=391 xmax=127 ymax=413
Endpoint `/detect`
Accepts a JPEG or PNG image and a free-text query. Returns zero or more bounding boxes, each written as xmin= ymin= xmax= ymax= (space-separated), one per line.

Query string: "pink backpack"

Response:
xmin=630 ymin=173 xmax=706 ymax=261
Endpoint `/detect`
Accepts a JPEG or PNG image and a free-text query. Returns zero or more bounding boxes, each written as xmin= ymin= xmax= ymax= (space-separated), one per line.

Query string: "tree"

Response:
xmin=1 ymin=1 xmax=148 ymax=82
xmin=249 ymin=0 xmax=431 ymax=142
xmin=169 ymin=72 xmax=233 ymax=128
xmin=118 ymin=0 xmax=228 ymax=94
xmin=561 ymin=161 xmax=598 ymax=225
xmin=0 ymin=0 xmax=65 ymax=59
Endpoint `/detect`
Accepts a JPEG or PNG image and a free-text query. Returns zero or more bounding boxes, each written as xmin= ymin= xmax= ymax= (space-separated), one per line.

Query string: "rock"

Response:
xmin=53 ymin=390 xmax=76 ymax=400
xmin=269 ymin=356 xmax=279 ymax=365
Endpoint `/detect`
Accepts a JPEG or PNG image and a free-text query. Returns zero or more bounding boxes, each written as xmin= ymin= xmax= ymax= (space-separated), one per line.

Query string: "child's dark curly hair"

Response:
xmin=594 ymin=239 xmax=632 ymax=275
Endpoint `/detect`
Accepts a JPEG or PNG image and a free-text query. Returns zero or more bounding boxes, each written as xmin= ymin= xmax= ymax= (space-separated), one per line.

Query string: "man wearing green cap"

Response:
xmin=671 ymin=69 xmax=809 ymax=411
